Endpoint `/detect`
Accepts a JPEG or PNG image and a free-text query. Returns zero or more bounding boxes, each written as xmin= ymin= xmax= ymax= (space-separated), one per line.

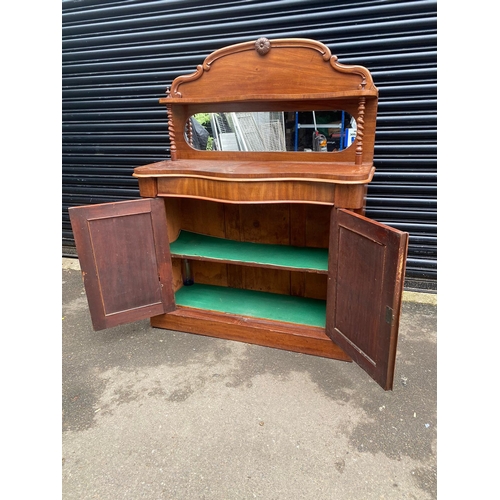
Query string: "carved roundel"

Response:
xmin=255 ymin=37 xmax=271 ymax=55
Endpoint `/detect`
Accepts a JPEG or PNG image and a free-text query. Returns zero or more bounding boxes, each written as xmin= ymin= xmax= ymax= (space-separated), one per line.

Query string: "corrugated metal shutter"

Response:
xmin=62 ymin=0 xmax=437 ymax=290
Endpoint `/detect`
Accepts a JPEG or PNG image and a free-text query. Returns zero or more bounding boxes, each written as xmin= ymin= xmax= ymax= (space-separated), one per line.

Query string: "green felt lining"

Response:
xmin=175 ymin=283 xmax=326 ymax=328
xmin=170 ymin=230 xmax=328 ymax=272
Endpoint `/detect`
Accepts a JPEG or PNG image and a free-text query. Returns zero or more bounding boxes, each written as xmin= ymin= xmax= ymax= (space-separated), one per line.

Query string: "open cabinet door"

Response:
xmin=69 ymin=198 xmax=176 ymax=331
xmin=326 ymin=208 xmax=408 ymax=390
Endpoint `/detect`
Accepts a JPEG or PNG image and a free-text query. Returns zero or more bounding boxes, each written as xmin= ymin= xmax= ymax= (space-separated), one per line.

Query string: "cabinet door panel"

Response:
xmin=326 ymin=208 xmax=408 ymax=390
xmin=69 ymin=198 xmax=175 ymax=331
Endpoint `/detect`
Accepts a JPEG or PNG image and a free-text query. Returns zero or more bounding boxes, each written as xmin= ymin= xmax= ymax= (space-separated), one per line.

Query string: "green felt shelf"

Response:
xmin=175 ymin=283 xmax=326 ymax=328
xmin=170 ymin=230 xmax=328 ymax=272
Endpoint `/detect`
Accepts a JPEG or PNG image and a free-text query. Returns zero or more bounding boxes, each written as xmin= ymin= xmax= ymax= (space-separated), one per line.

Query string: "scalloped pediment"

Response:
xmin=163 ymin=38 xmax=377 ymax=102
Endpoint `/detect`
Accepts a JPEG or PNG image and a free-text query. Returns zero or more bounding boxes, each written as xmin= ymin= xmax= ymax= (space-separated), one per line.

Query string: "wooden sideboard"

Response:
xmin=69 ymin=38 xmax=408 ymax=390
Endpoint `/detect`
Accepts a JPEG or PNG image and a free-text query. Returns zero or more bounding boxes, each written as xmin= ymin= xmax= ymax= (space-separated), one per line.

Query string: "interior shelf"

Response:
xmin=175 ymin=283 xmax=326 ymax=328
xmin=170 ymin=230 xmax=328 ymax=273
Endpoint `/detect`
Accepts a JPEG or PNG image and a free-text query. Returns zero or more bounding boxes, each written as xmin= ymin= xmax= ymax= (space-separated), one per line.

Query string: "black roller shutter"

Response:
xmin=62 ymin=0 xmax=437 ymax=291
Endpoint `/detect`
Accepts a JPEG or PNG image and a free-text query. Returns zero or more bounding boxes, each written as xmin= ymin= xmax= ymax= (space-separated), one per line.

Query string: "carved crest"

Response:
xmin=163 ymin=37 xmax=376 ymax=100
xmin=255 ymin=37 xmax=271 ymax=55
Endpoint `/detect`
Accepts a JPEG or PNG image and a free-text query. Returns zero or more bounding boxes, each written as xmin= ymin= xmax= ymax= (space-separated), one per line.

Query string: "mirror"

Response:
xmin=186 ymin=111 xmax=357 ymax=152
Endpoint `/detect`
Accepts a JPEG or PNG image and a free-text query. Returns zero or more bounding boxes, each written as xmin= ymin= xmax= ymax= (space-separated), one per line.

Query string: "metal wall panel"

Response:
xmin=62 ymin=0 xmax=437 ymax=290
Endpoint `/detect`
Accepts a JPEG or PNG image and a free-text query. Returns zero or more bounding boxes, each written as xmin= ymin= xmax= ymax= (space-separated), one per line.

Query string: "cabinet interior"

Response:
xmin=165 ymin=198 xmax=331 ymax=327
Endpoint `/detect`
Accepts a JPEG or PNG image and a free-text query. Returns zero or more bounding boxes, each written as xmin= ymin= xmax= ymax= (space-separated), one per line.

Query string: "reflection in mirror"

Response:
xmin=186 ymin=111 xmax=356 ymax=152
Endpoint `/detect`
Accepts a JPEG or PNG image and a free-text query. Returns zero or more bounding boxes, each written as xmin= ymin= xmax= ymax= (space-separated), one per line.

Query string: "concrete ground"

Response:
xmin=62 ymin=258 xmax=437 ymax=500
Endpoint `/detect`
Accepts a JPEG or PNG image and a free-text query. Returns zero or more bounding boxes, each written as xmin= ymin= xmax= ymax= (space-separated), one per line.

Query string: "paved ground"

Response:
xmin=62 ymin=258 xmax=437 ymax=499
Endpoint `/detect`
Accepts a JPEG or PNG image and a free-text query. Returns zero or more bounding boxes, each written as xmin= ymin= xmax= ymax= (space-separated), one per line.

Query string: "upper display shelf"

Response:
xmin=158 ymin=37 xmax=378 ymax=166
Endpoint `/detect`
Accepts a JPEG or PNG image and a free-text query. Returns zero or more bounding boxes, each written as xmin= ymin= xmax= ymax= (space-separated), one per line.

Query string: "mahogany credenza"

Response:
xmin=69 ymin=38 xmax=408 ymax=390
